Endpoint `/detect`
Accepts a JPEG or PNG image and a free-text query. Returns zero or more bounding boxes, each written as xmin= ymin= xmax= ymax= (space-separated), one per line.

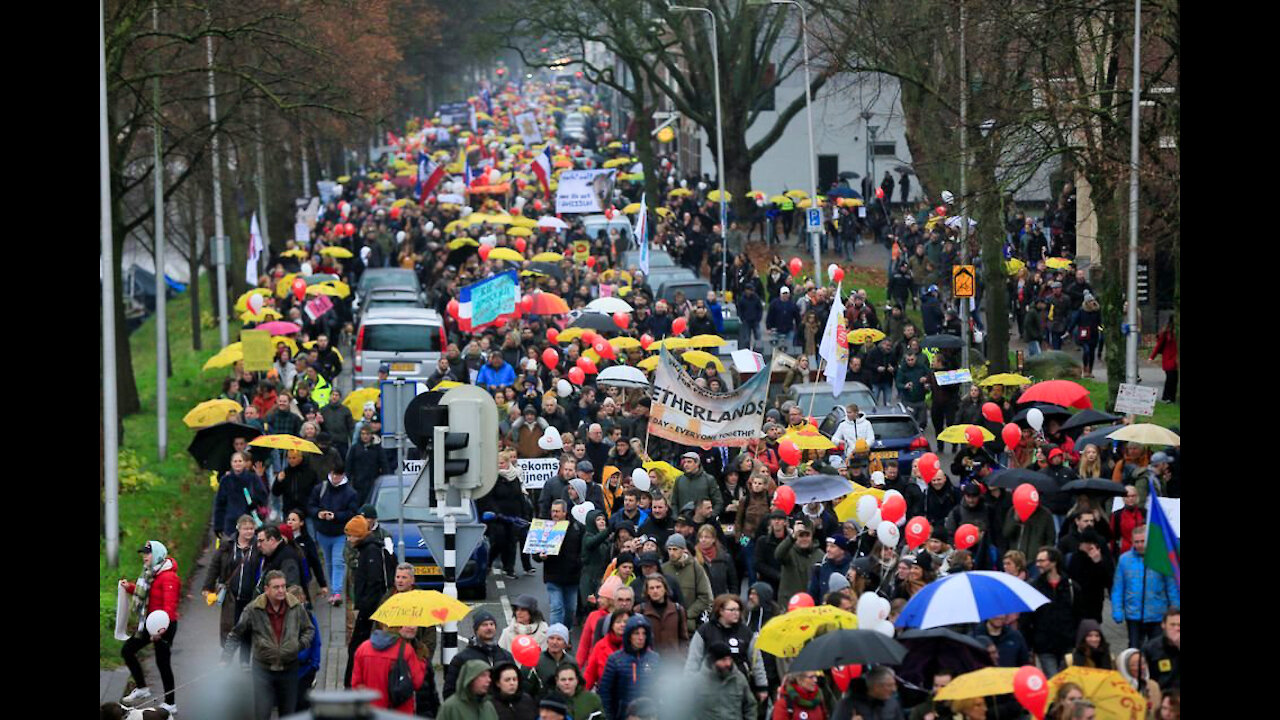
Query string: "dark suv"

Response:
xmin=818 ymin=406 xmax=931 ymax=475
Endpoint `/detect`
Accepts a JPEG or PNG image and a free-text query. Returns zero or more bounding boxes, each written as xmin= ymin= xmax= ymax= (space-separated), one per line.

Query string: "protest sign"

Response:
xmin=517 ymin=457 xmax=559 ymax=491
xmin=934 ymin=369 xmax=973 ymax=386
xmin=513 ymin=112 xmax=543 ymax=144
xmin=555 ymin=169 xmax=617 ymax=214
xmin=459 ymin=270 xmax=519 ymax=331
xmin=304 ymin=294 xmax=334 ymax=322
xmin=647 ymin=346 xmax=769 ymax=447
xmin=241 ymin=329 xmax=274 ymax=372
xmin=523 ymin=520 xmax=570 ymax=555
xmin=1115 ymin=383 xmax=1158 ymax=416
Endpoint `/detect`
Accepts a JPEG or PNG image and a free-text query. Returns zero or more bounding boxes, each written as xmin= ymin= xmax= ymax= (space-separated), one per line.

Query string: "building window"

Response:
xmin=873 ymin=141 xmax=897 ymax=157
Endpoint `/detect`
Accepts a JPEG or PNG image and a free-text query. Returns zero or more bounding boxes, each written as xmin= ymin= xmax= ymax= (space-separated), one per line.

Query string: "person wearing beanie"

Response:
xmin=443 ymin=610 xmax=514 ymax=701
xmin=690 ymin=641 xmax=756 ymax=720
xmin=537 ymin=692 xmax=571 ymax=720
xmin=808 ymin=535 xmax=854 ymax=599
xmin=533 ymin=625 xmax=576 ymax=698
xmin=576 ymin=576 xmax=624 ymax=668
xmin=662 ymin=533 xmax=714 ymax=633
xmin=343 ymin=512 xmax=396 ymax=689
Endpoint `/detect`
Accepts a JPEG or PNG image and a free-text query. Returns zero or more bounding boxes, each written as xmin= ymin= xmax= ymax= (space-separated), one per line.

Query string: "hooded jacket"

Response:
xmin=775 ymin=534 xmax=822 ymax=603
xmin=662 ymin=554 xmax=715 ymax=632
xmin=584 ymin=621 xmax=625 ymax=689
xmin=214 ymin=470 xmax=269 ymax=536
xmin=307 ymin=475 xmax=361 ymax=537
xmin=830 ymin=415 xmax=877 ymax=455
xmin=444 ymin=635 xmax=516 ymax=700
xmin=352 ymin=629 xmax=427 ymax=712
xmin=123 ymin=548 xmax=181 ymax=624
xmin=438 ymin=659 xmax=500 ymax=720
xmin=746 ymin=582 xmax=782 ymax=691
xmin=598 ymin=616 xmax=660 ymax=720
xmin=222 ymin=590 xmax=314 ymax=671
xmin=670 ymin=467 xmax=725 ymax=518
xmin=580 ymin=510 xmax=613 ymax=601
xmin=637 ymin=574 xmax=690 ymax=658
xmin=1070 ymin=619 xmax=1112 ymax=669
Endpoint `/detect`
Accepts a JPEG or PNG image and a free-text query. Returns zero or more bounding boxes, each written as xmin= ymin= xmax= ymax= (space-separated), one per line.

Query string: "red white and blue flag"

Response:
xmin=415 ymin=152 xmax=447 ymax=201
xmin=532 ymin=146 xmax=553 ymax=196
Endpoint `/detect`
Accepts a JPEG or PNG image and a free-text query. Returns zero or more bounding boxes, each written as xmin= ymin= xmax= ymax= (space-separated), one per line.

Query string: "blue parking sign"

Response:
xmin=807 ymin=208 xmax=822 ymax=230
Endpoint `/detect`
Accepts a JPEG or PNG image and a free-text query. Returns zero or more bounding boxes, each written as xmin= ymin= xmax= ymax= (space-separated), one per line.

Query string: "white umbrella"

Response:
xmin=585 ymin=297 xmax=633 ymax=315
xmin=895 ymin=571 xmax=1050 ymax=629
xmin=436 ymin=193 xmax=466 ymax=205
xmin=537 ymin=216 xmax=569 ymax=230
xmin=596 ymin=365 xmax=650 ymax=389
xmin=944 ymin=215 xmax=978 ymax=229
xmin=1106 ymin=423 xmax=1180 ymax=447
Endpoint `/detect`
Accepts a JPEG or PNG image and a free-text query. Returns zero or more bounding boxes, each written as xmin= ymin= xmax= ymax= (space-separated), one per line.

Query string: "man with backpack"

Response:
xmin=351 ymin=623 xmax=428 ymax=713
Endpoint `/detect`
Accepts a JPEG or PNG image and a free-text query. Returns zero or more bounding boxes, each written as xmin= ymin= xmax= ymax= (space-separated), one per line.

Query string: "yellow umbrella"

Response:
xmin=531 ymin=252 xmax=565 ymax=262
xmin=1045 ymin=257 xmax=1074 ymax=270
xmin=432 ymin=380 xmax=463 ymax=391
xmin=487 ymin=247 xmax=525 ymax=263
xmin=202 ymin=346 xmax=243 ymax=371
xmin=637 ymin=355 xmax=661 ymax=372
xmin=448 ymin=238 xmax=480 ymax=250
xmin=781 ymin=424 xmax=836 ymax=451
xmin=622 ymin=203 xmax=643 ymax=214
xmin=655 ymin=207 xmax=674 ymax=219
xmin=250 ymin=434 xmax=322 ymax=454
xmin=643 ymin=460 xmax=681 ymax=484
xmin=305 ymin=284 xmax=344 ymax=297
xmin=445 ymin=220 xmax=468 ymax=234
xmin=336 ymin=175 xmax=351 ymax=183
xmin=679 ymin=349 xmax=724 ymax=371
xmin=769 ymin=195 xmax=790 ymax=204
xmin=391 ymin=198 xmax=410 ymax=208
xmin=505 ymin=226 xmax=532 ymax=237
xmin=1006 ymin=258 xmax=1027 ymax=276
xmin=797 ymin=198 xmax=814 ymax=209
xmin=280 ymin=248 xmax=308 ymax=259
xmin=234 ymin=287 xmax=273 ymax=313
xmin=509 ymin=216 xmax=539 ymax=228
xmin=320 ymin=246 xmax=354 ymax=259
xmin=602 ymin=157 xmax=633 ymax=169
xmin=1045 ymin=667 xmax=1147 ymax=720
xmin=1106 ymin=424 xmax=1180 ymax=446
xmin=686 ymin=334 xmax=727 ymax=348
xmin=270 ymin=336 xmax=299 ymax=356
xmin=833 ymin=485 xmax=887 ymax=522
xmin=556 ymin=327 xmax=586 ymax=343
xmin=316 ymin=280 xmax=352 ymax=298
xmin=785 ymin=189 xmax=809 ymax=199
xmin=978 ymin=373 xmax=1032 ymax=387
xmin=757 ymin=606 xmax=859 ymax=657
xmin=849 ymin=328 xmax=886 ymax=345
xmin=343 ymin=387 xmax=380 ymax=419
xmin=668 ymin=188 xmax=693 ymax=197
xmin=934 ymin=667 xmax=1019 ymax=702
xmin=610 ymin=337 xmax=642 ymax=351
xmin=583 ymin=348 xmax=601 ymax=365
xmin=937 ymin=424 xmax=996 ymax=445
xmin=370 ymin=589 xmax=472 ymax=628
xmin=708 ymin=189 xmax=731 ymax=202
xmin=183 ymin=399 xmax=244 ymax=428
xmin=648 ymin=337 xmax=690 ymax=351
xmin=240 ymin=308 xmax=283 ymax=323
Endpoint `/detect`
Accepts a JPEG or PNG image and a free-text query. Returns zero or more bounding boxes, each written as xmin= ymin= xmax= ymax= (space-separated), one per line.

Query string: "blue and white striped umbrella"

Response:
xmin=895 ymin=571 xmax=1051 ymax=629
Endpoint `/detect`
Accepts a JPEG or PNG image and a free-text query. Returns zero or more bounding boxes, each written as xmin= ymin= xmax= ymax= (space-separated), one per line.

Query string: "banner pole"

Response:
xmin=807 ymin=357 xmax=827 ymax=419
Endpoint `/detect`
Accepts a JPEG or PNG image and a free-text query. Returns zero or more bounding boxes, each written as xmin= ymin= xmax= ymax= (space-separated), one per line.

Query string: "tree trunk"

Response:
xmin=973 ymin=144 xmax=1008 ymax=373
xmin=1091 ymin=174 xmax=1124 ymax=411
xmin=721 ymin=129 xmax=753 ymax=232
xmin=111 ymin=189 xmax=142 ymax=418
xmin=899 ymin=81 xmax=959 ymax=203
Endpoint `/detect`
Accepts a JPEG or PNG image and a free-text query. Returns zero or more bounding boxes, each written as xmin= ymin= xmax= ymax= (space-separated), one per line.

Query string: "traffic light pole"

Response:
xmin=395 ymin=378 xmax=406 ymax=563
xmin=441 ymin=512 xmax=459 ymax=664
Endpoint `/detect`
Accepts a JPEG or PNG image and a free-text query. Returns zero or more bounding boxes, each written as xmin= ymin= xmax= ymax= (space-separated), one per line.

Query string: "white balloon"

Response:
xmin=1027 ymin=408 xmax=1045 ymax=432
xmin=869 ymin=470 xmax=885 ymax=486
xmin=538 ymin=426 xmax=564 ymax=451
xmin=396 ymin=231 xmax=406 ymax=243
xmin=556 ymin=379 xmax=573 ymax=397
xmin=632 ymin=469 xmax=652 ymax=492
xmin=869 ymin=510 xmax=882 ymax=528
xmin=248 ymin=294 xmax=264 ymax=314
xmin=145 ymin=610 xmax=170 ymax=635
xmin=874 ymin=618 xmax=896 ymax=637
xmin=876 ymin=520 xmax=900 ymax=548
xmin=855 ymin=495 xmax=879 ymax=525
xmin=827 ymin=263 xmax=840 ymax=281
xmin=855 ymin=592 xmax=880 ymax=628
xmin=875 ymin=595 xmax=891 ymax=622
xmin=570 ymin=501 xmax=595 ymax=526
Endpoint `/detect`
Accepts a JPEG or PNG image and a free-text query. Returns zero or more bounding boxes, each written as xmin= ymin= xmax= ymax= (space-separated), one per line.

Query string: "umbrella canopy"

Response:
xmin=679 ymin=349 xmax=724 ymax=371
xmin=896 ymin=571 xmax=1050 ymax=629
xmin=250 ymin=434 xmax=322 ymax=454
xmin=528 ymin=293 xmax=571 ymax=315
xmin=183 ymin=399 xmax=244 ymax=429
xmin=597 ymin=365 xmax=651 ymax=389
xmin=531 ymin=251 xmax=565 ymax=262
xmin=833 ymin=485 xmax=887 ymax=522
xmin=305 ymin=284 xmax=344 ymax=298
xmin=936 ymin=424 xmax=995 ymax=445
xmin=1018 ymin=380 xmax=1093 ymax=409
xmin=637 ymin=356 xmax=660 ymax=372
xmin=536 ymin=215 xmax=569 ymax=230
xmin=370 ymin=590 xmax=472 ymax=627
xmin=526 ymin=261 xmax=565 ymax=280
xmin=934 ymin=667 xmax=1019 ymax=701
xmin=643 ymin=460 xmax=680 ymax=484
xmin=788 ymin=630 xmax=907 ymax=673
xmin=585 ymin=297 xmax=633 ymax=314
xmin=894 ymin=628 xmax=993 ymax=688
xmin=783 ymin=474 xmax=855 ymax=504
xmin=270 ymin=335 xmax=299 ymax=357
xmin=781 ymin=425 xmax=836 ymax=452
xmin=849 ymin=328 xmax=886 ymax=345
xmin=486 ymin=247 xmax=524 ymax=263
xmin=256 ymin=321 xmax=301 ymax=335
xmin=648 ymin=338 xmax=690 ymax=351
xmin=707 ymin=189 xmax=731 ymax=202
xmin=234 ymin=287 xmax=273 ymax=312
xmin=1106 ymin=423 xmax=1180 ymax=447
xmin=505 ymin=226 xmax=532 ymax=237
xmin=987 ymin=468 xmax=1060 ymax=495
xmin=979 ymin=373 xmax=1032 ymax=387
xmin=568 ymin=313 xmax=618 ymax=333
xmin=241 ymin=308 xmax=283 ymax=323
xmin=320 ymin=246 xmax=354 ymax=258
xmin=1059 ymin=409 xmax=1121 ymax=435
xmin=1045 ymin=257 xmax=1074 ymax=270
xmin=1011 ymin=403 xmax=1072 ymax=426
xmin=1059 ymin=478 xmax=1127 ymax=497
xmin=686 ymin=334 xmax=727 ymax=348
xmin=433 ymin=380 xmax=463 ymax=391
xmin=757 ymin=606 xmax=859 ymax=657
xmin=1045 ymin=666 xmax=1147 ymax=720
xmin=187 ymin=422 xmax=263 ymax=472
xmin=609 ymin=337 xmax=642 ymax=352
xmin=203 ymin=345 xmax=244 ymax=371
xmin=343 ymin=387 xmax=380 ymax=419
xmin=1076 ymin=424 xmax=1127 ymax=452
xmin=920 ymin=334 xmax=964 ymax=350
xmin=280 ymin=248 xmax=307 ymax=259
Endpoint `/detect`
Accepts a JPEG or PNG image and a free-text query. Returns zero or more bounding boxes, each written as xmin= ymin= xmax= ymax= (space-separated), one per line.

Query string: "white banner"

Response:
xmin=647 ymin=346 xmax=770 ymax=447
xmin=513 ymin=112 xmax=543 ymax=144
xmin=115 ymin=583 xmax=133 ymax=641
xmin=1115 ymin=383 xmax=1158 ymax=416
xmin=555 ymin=169 xmax=617 ymax=214
xmin=517 ymin=457 xmax=560 ymax=490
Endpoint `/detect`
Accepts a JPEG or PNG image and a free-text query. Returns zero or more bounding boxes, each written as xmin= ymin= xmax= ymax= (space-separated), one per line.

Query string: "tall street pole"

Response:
xmin=1126 ymin=0 xmax=1141 ymax=385
xmin=153 ymin=1 xmax=168 ymax=459
xmin=958 ymin=0 xmax=970 ymax=372
xmin=206 ymin=8 xmax=229 ymax=348
xmin=102 ymin=0 xmax=121 ymax=569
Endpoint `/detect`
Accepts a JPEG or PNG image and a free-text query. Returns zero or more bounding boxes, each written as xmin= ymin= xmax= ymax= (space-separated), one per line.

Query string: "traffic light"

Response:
xmin=404 ymin=385 xmax=497 ymax=509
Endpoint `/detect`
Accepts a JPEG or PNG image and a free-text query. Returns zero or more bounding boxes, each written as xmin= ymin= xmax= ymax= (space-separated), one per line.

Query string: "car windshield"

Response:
xmin=868 ymin=417 xmax=921 ymax=440
xmin=363 ymin=271 xmax=418 ymax=292
xmin=375 ymin=483 xmax=432 ymax=522
xmin=805 ymin=390 xmax=876 ymax=418
xmin=364 ymin=324 xmax=441 ymax=352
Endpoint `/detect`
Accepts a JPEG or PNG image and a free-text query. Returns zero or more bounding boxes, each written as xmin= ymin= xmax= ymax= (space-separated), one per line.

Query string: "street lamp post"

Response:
xmin=668 ymin=2 xmax=729 ymax=295
xmin=1126 ymin=0 xmax=1141 ymax=385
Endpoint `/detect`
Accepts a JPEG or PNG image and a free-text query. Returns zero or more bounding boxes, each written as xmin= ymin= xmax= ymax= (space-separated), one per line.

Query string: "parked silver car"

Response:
xmin=354 ymin=307 xmax=445 ymax=388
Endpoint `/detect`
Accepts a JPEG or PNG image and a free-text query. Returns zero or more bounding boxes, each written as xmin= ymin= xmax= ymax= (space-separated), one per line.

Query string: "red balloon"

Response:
xmin=344 ymin=222 xmax=356 ymax=236
xmin=787 ymin=592 xmax=814 ymax=611
xmin=567 ymin=367 xmax=586 ymax=385
xmin=672 ymin=317 xmax=688 ymax=335
xmin=954 ymin=523 xmax=979 ymax=550
xmin=832 ymin=267 xmax=845 ymax=283
xmin=546 ymin=328 xmax=559 ymax=344
xmin=1002 ymin=423 xmax=1022 ymax=451
xmin=778 ymin=439 xmax=801 ymax=467
xmin=880 ymin=494 xmax=906 ymax=524
xmin=1013 ymin=483 xmax=1040 ymax=522
xmin=577 ymin=357 xmax=598 ymax=374
xmin=520 ymin=295 xmax=534 ymax=314
xmin=542 ymin=347 xmax=559 ymax=370
xmin=935 ymin=205 xmax=947 ymax=216
xmin=918 ymin=452 xmax=940 ymax=482
xmin=514 ymin=238 xmax=527 ymax=254
xmin=904 ymin=516 xmax=932 ymax=549
xmin=594 ymin=340 xmax=614 ymax=360
xmin=831 ymin=664 xmax=863 ymax=692
xmin=291 ymin=278 xmax=307 ymax=301
xmin=532 ymin=200 xmax=543 ymax=211
xmin=586 ymin=257 xmax=597 ymax=269
xmin=613 ymin=312 xmax=630 ymax=329
xmin=640 ymin=334 xmax=654 ymax=350
xmin=389 ymin=206 xmax=401 ymax=220
xmin=773 ymin=485 xmax=797 ymax=515
xmin=875 ymin=187 xmax=885 ymax=200
xmin=447 ymin=299 xmax=460 ymax=318
xmin=982 ymin=402 xmax=1003 ymax=423
xmin=1013 ymin=666 xmax=1050 ymax=720
xmin=512 ymin=634 xmax=541 ymax=668
xmin=478 ymin=244 xmax=492 ymax=261
xmin=581 ymin=330 xmax=597 ymax=346
xmin=789 ymin=257 xmax=803 ymax=275
xmin=965 ymin=425 xmax=986 ymax=449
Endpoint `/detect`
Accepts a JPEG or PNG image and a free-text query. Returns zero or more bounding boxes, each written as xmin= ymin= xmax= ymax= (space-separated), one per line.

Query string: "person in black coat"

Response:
xmin=443 ymin=610 xmax=516 ymax=699
xmin=533 ymin=501 xmax=586 ymax=628
xmin=736 ymin=285 xmax=764 ymax=350
xmin=921 ymin=288 xmax=945 ymax=336
xmin=920 ymin=474 xmax=960 ymax=528
xmin=1023 ymin=547 xmax=1081 ymax=677
xmin=765 ymin=287 xmax=800 ymax=341
xmin=285 ymin=508 xmax=329 ymax=597
xmin=272 ymin=450 xmax=320 ymax=524
xmin=480 ymin=457 xmax=535 ymax=578
xmin=345 ymin=426 xmax=389 ymax=506
xmin=1064 ymin=530 xmax=1113 ymax=623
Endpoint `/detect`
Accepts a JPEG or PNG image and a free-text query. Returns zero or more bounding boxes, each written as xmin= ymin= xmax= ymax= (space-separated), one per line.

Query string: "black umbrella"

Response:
xmin=788 ymin=629 xmax=908 ymax=673
xmin=1060 ymin=478 xmax=1127 ymax=497
xmin=526 ymin=261 xmax=565 ymax=281
xmin=838 ymin=171 xmax=861 ymax=180
xmin=188 ymin=422 xmax=263 ymax=473
xmin=568 ymin=312 xmax=618 ymax=333
xmin=1010 ymin=403 xmax=1071 ymax=426
xmin=1075 ymin=424 xmax=1126 ymax=451
xmin=445 ymin=244 xmax=479 ymax=268
xmin=1059 ymin=409 xmax=1121 ymax=435
xmin=893 ymin=165 xmax=916 ymax=175
xmin=987 ymin=468 xmax=1059 ymax=495
xmin=895 ymin=628 xmax=992 ymax=688
xmin=921 ymin=334 xmax=963 ymax=350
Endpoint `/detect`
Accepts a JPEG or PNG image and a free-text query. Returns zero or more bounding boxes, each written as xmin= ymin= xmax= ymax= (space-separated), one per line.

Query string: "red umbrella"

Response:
xmin=1016 ymin=380 xmax=1092 ymax=409
xmin=256 ymin=321 xmax=302 ymax=335
xmin=527 ymin=292 xmax=571 ymax=315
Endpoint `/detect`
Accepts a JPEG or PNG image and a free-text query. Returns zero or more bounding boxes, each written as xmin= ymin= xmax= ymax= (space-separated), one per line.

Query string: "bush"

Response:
xmin=1024 ymin=350 xmax=1083 ymax=380
xmin=119 ymin=448 xmax=162 ymax=493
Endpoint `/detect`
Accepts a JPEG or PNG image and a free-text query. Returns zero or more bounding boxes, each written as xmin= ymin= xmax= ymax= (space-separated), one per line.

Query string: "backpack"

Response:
xmin=386 ymin=638 xmax=416 ymax=707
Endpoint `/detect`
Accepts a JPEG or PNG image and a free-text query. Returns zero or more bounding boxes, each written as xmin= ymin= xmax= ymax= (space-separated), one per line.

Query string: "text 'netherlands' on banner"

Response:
xmin=646 ymin=345 xmax=769 ymax=447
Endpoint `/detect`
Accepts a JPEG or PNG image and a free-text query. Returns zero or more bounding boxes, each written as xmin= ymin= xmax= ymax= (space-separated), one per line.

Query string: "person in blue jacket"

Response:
xmin=307 ymin=459 xmax=360 ymax=606
xmin=476 ymin=352 xmax=516 ymax=391
xmin=1111 ymin=524 xmax=1180 ymax=651
xmin=289 ymin=584 xmax=322 ymax=710
xmin=598 ymin=615 xmax=660 ymax=720
xmin=213 ymin=451 xmax=269 ymax=541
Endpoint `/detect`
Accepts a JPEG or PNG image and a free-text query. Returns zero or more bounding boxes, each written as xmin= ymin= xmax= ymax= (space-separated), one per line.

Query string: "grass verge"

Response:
xmin=100 ymin=278 xmax=242 ymax=667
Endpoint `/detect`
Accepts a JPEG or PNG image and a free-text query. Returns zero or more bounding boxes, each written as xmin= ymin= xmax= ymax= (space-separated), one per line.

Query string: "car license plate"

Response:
xmin=870 ymin=451 xmax=899 ymax=461
xmin=413 ymin=565 xmax=442 ymax=576
xmin=391 ymin=362 xmax=417 ymax=372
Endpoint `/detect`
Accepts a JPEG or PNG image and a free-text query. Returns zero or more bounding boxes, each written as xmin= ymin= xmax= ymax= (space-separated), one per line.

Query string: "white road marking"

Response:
xmin=495 ymin=577 xmax=515 ymax=626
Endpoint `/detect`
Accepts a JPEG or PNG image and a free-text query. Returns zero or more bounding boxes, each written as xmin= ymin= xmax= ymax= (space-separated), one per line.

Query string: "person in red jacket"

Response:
xmin=351 ymin=625 xmax=427 ymax=713
xmin=119 ymin=540 xmax=181 ymax=714
xmin=772 ymin=671 xmax=829 ymax=720
xmin=1149 ymin=317 xmax=1178 ymax=403
xmin=584 ymin=610 xmax=632 ymax=690
xmin=1111 ymin=484 xmax=1147 ymax=558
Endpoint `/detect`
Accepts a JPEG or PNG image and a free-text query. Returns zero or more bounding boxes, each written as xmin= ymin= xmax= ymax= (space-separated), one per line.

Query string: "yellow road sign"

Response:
xmin=953 ymin=265 xmax=976 ymax=298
